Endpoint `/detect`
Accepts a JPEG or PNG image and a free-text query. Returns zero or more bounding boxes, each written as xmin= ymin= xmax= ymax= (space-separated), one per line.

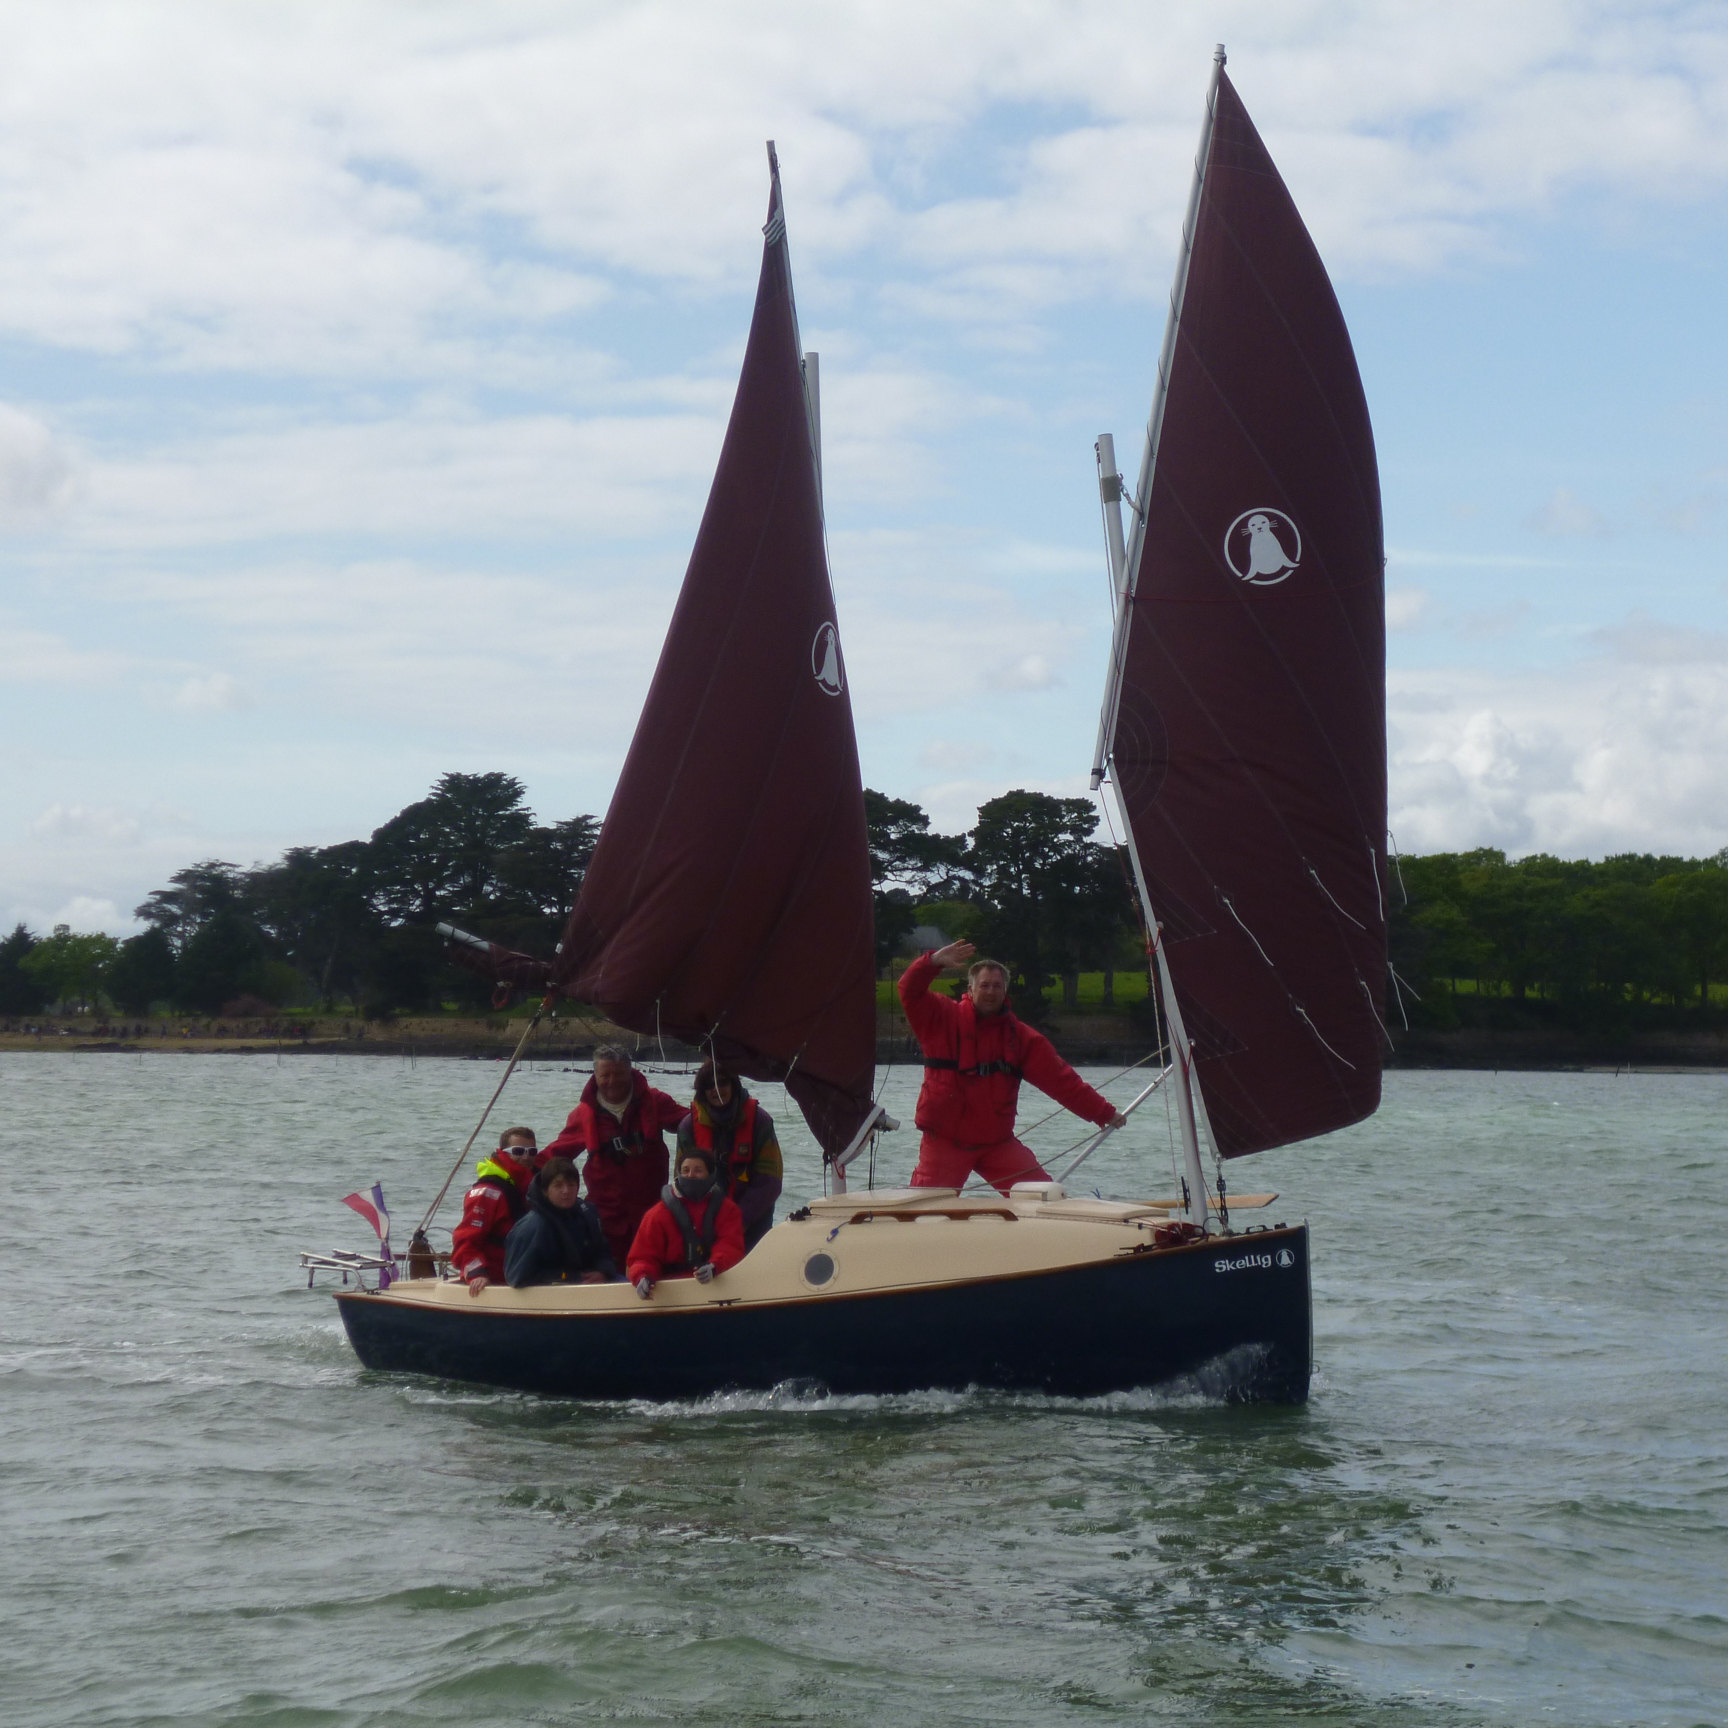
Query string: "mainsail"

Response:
xmin=550 ymin=146 xmax=878 ymax=1160
xmin=1097 ymin=59 xmax=1386 ymax=1160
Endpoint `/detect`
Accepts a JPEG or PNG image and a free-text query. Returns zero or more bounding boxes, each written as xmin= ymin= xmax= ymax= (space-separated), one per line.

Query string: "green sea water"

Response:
xmin=2 ymin=1054 xmax=1723 ymax=1726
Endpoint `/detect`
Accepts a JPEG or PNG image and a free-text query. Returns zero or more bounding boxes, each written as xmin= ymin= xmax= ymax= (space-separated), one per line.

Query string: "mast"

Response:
xmin=1093 ymin=47 xmax=1229 ymax=1232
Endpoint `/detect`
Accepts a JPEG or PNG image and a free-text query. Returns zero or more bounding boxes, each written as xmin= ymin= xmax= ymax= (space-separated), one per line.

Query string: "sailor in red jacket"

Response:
xmin=542 ymin=1046 xmax=686 ymax=1267
xmin=898 ymin=941 xmax=1125 ymax=1194
xmin=450 ymin=1127 xmax=541 ymax=1295
xmin=626 ymin=1147 xmax=746 ymax=1296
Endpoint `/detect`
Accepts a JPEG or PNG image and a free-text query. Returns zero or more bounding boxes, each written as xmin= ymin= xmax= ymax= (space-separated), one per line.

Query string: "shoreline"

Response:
xmin=5 ymin=1029 xmax=1727 ymax=1073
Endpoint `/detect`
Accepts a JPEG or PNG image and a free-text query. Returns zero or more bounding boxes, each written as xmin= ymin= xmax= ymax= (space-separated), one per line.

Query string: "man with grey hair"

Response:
xmin=543 ymin=1043 xmax=687 ymax=1265
xmin=898 ymin=940 xmax=1125 ymax=1193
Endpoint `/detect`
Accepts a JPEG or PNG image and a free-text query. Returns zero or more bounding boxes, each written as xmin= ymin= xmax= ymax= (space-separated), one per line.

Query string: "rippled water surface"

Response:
xmin=3 ymin=1054 xmax=1724 ymax=1726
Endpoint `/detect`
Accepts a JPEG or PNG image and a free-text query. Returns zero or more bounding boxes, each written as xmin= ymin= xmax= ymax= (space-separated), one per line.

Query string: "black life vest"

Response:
xmin=923 ymin=1056 xmax=1022 ymax=1077
xmin=660 ymin=1184 xmax=724 ymax=1269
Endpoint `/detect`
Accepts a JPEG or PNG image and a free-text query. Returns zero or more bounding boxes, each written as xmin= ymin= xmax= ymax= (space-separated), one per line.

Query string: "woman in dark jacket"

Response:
xmin=504 ymin=1157 xmax=619 ymax=1287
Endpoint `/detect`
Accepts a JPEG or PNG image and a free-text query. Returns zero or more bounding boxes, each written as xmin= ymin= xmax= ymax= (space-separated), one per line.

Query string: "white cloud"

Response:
xmin=75 ymin=409 xmax=725 ymax=547
xmin=0 ymin=403 xmax=78 ymax=520
xmin=0 ymin=621 xmax=131 ymax=684
xmin=1385 ymin=585 xmax=1430 ymax=629
xmin=29 ymin=804 xmax=144 ymax=844
xmin=829 ymin=528 xmax=1091 ymax=721
xmin=916 ymin=771 xmax=1101 ymax=838
xmin=170 ymin=672 xmax=244 ymax=713
xmin=994 ymin=652 xmax=1057 ymax=690
xmin=46 ymin=895 xmax=126 ymax=935
xmin=918 ymin=739 xmax=997 ymax=773
xmin=1527 ymin=485 xmax=1610 ymax=537
xmin=1389 ymin=640 xmax=1728 ymax=857
xmin=0 ymin=2 xmax=1726 ymax=366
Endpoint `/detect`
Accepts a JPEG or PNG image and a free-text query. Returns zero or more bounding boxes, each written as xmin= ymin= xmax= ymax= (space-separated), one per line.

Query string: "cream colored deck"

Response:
xmin=361 ymin=1182 xmax=1280 ymax=1318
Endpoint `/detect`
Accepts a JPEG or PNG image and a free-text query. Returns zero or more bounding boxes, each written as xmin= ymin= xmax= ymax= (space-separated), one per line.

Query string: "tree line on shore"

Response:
xmin=1390 ymin=846 xmax=1728 ymax=1031
xmin=0 ymin=774 xmax=1141 ymax=1022
xmin=4 ymin=769 xmax=1726 ymax=1034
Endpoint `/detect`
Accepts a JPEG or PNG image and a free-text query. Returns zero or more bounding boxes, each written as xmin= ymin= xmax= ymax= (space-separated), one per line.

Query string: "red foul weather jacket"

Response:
xmin=543 ymin=1072 xmax=686 ymax=1263
xmin=898 ymin=950 xmax=1116 ymax=1145
xmin=626 ymin=1188 xmax=746 ymax=1285
xmin=450 ymin=1156 xmax=532 ymax=1284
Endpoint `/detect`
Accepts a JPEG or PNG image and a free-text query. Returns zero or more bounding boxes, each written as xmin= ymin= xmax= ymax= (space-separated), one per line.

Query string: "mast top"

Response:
xmin=1214 ymin=43 xmax=1226 ymax=65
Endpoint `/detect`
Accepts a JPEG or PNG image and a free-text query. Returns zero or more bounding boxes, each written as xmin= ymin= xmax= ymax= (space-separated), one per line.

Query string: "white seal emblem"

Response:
xmin=811 ymin=622 xmax=844 ymax=696
xmin=1224 ymin=508 xmax=1300 ymax=585
xmin=1275 ymin=1247 xmax=1296 ymax=1268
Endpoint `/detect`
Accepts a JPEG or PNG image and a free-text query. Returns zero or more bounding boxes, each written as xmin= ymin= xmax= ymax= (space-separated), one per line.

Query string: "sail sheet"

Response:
xmin=1106 ymin=69 xmax=1386 ymax=1159
xmin=550 ymin=149 xmax=878 ymax=1159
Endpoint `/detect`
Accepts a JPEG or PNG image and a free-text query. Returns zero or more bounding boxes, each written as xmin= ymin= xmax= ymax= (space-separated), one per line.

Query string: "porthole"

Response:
xmin=803 ymin=1252 xmax=836 ymax=1287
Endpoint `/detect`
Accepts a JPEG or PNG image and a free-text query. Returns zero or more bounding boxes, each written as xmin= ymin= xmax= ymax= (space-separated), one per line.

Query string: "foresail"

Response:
xmin=550 ymin=146 xmax=877 ymax=1159
xmin=1105 ymin=68 xmax=1386 ymax=1159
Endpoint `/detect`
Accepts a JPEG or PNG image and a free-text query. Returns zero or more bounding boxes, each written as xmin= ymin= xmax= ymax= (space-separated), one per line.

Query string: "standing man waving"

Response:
xmin=898 ymin=941 xmax=1125 ymax=1194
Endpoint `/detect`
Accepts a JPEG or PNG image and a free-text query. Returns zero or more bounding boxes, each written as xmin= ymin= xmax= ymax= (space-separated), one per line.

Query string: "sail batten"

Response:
xmin=1101 ymin=67 xmax=1386 ymax=1161
xmin=550 ymin=148 xmax=878 ymax=1158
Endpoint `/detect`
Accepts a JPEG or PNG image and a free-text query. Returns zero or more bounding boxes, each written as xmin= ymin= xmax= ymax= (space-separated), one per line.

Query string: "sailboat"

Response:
xmin=322 ymin=56 xmax=1380 ymax=1403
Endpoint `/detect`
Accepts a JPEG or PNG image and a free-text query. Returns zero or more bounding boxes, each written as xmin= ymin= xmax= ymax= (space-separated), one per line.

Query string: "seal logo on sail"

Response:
xmin=1224 ymin=508 xmax=1300 ymax=585
xmin=811 ymin=621 xmax=844 ymax=695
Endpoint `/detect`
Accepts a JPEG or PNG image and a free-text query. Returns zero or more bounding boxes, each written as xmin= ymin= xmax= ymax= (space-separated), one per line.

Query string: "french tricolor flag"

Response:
xmin=341 ymin=1182 xmax=397 ymax=1289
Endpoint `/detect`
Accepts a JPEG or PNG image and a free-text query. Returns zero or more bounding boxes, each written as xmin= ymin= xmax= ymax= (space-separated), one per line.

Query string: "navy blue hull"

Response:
xmin=334 ymin=1225 xmax=1312 ymax=1403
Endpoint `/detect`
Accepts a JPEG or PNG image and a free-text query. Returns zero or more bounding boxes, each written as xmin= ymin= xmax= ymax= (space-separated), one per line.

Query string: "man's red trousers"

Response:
xmin=909 ymin=1132 xmax=1051 ymax=1196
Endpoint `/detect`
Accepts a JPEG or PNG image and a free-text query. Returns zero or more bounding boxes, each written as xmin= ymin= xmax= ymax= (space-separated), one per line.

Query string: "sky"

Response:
xmin=5 ymin=0 xmax=1728 ymax=937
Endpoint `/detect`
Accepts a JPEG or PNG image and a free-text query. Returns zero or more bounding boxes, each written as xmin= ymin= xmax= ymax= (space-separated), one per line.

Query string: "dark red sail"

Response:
xmin=1105 ymin=67 xmax=1386 ymax=1159
xmin=550 ymin=148 xmax=878 ymax=1159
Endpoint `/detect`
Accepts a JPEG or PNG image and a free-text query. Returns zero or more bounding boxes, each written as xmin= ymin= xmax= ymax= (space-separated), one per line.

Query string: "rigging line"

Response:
xmin=1218 ymin=893 xmax=1277 ymax=970
xmin=1013 ymin=1047 xmax=1162 ymax=1138
xmin=415 ymin=997 xmax=551 ymax=1236
xmin=1359 ymin=975 xmax=1396 ymax=1052
xmin=1292 ymin=1001 xmax=1356 ymax=1069
xmin=1367 ymin=838 xmax=1385 ymax=924
xmin=1098 ymin=789 xmax=1182 ymax=1193
xmin=1307 ymin=863 xmax=1368 ymax=930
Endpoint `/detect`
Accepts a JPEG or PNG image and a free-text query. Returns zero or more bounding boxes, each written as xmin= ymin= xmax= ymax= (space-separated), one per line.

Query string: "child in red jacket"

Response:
xmin=627 ymin=1148 xmax=746 ymax=1296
